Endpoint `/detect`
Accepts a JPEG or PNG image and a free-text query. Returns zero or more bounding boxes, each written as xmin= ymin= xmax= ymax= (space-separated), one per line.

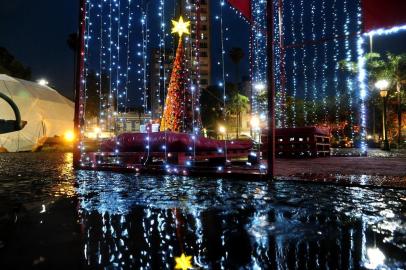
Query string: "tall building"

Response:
xmin=148 ymin=0 xmax=211 ymax=120
xmin=148 ymin=49 xmax=175 ymax=119
xmin=179 ymin=0 xmax=211 ymax=90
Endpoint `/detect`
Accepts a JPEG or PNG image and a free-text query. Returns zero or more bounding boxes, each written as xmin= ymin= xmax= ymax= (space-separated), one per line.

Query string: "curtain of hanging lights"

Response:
xmin=76 ymin=0 xmax=270 ymax=174
xmin=76 ymin=0 xmax=370 ymax=172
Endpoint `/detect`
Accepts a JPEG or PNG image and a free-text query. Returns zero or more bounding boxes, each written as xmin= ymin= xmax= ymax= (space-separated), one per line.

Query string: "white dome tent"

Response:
xmin=0 ymin=74 xmax=74 ymax=152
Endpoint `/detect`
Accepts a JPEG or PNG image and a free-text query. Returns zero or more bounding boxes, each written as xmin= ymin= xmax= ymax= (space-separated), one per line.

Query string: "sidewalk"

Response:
xmin=275 ymin=152 xmax=406 ymax=188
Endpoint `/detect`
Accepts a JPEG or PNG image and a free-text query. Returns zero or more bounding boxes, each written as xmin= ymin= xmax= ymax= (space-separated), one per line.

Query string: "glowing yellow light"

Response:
xmin=171 ymin=16 xmax=190 ymax=37
xmin=218 ymin=125 xmax=226 ymax=134
xmin=174 ymin=253 xmax=193 ymax=270
xmin=375 ymin=79 xmax=389 ymax=91
xmin=250 ymin=116 xmax=260 ymax=130
xmin=64 ymin=131 xmax=75 ymax=142
xmin=37 ymin=79 xmax=49 ymax=86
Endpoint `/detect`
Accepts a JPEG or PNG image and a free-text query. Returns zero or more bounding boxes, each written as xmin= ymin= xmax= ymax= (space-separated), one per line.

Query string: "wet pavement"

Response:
xmin=276 ymin=156 xmax=406 ymax=188
xmin=0 ymin=152 xmax=405 ymax=269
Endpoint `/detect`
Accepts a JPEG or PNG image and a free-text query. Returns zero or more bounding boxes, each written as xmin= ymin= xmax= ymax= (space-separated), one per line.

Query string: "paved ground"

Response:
xmin=275 ymin=155 xmax=406 ymax=188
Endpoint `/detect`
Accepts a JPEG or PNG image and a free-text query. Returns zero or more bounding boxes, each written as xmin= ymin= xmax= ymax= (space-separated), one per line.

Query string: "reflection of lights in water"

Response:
xmin=175 ymin=253 xmax=193 ymax=270
xmin=365 ymin=248 xmax=386 ymax=269
xmin=50 ymin=153 xmax=76 ymax=197
xmin=380 ymin=209 xmax=395 ymax=219
xmin=247 ymin=211 xmax=270 ymax=269
xmin=191 ymin=209 xmax=204 ymax=268
xmin=248 ymin=211 xmax=269 ymax=247
xmin=74 ymin=171 xmax=406 ymax=268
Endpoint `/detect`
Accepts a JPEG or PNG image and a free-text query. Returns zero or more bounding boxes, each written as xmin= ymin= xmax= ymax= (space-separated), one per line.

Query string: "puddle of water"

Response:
xmin=0 ymin=152 xmax=405 ymax=269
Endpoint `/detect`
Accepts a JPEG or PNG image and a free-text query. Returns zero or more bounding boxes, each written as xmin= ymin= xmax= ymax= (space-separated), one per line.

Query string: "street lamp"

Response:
xmin=64 ymin=130 xmax=75 ymax=143
xmin=375 ymin=79 xmax=390 ymax=151
xmin=250 ymin=115 xmax=261 ymax=142
xmin=250 ymin=116 xmax=260 ymax=130
xmin=37 ymin=79 xmax=49 ymax=86
xmin=218 ymin=125 xmax=226 ymax=140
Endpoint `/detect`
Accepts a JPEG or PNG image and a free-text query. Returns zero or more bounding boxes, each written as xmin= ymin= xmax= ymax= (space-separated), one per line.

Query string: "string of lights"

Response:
xmin=219 ymin=0 xmax=228 ymax=165
xmin=332 ymin=0 xmax=341 ymax=140
xmin=289 ymin=0 xmax=297 ymax=127
xmin=77 ymin=0 xmax=370 ymax=171
xmin=320 ymin=0 xmax=328 ymax=124
xmin=310 ymin=0 xmax=318 ymax=125
xmin=299 ymin=0 xmax=308 ymax=126
xmin=97 ymin=0 xmax=104 ymax=151
xmin=159 ymin=0 xmax=166 ymax=161
xmin=343 ymin=0 xmax=355 ymax=141
xmin=250 ymin=0 xmax=268 ymax=122
xmin=79 ymin=0 xmax=92 ymax=166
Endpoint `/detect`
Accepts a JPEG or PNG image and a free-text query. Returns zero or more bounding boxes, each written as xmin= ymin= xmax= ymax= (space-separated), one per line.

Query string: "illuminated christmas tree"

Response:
xmin=160 ymin=16 xmax=195 ymax=133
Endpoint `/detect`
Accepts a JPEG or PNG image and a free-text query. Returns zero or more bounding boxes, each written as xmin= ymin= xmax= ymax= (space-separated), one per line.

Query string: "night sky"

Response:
xmin=0 ymin=0 xmax=79 ymax=98
xmin=0 ymin=0 xmax=405 ymax=100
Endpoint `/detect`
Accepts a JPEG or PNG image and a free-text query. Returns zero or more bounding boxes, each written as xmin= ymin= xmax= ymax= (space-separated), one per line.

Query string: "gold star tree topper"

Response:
xmin=171 ymin=16 xmax=190 ymax=38
xmin=174 ymin=253 xmax=193 ymax=270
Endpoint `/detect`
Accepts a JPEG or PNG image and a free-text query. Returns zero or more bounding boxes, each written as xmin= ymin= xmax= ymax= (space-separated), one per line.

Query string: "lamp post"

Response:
xmin=218 ymin=125 xmax=227 ymax=140
xmin=37 ymin=79 xmax=49 ymax=86
xmin=375 ymin=80 xmax=390 ymax=151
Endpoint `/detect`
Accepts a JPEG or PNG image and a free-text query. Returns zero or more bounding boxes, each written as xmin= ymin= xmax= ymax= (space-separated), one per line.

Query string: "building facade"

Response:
xmin=148 ymin=0 xmax=211 ymax=121
xmin=187 ymin=0 xmax=211 ymax=91
xmin=148 ymin=49 xmax=175 ymax=119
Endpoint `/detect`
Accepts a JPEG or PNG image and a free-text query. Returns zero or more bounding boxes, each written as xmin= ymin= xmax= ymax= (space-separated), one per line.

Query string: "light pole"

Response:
xmin=218 ymin=125 xmax=227 ymax=140
xmin=251 ymin=83 xmax=266 ymax=138
xmin=37 ymin=79 xmax=49 ymax=86
xmin=375 ymin=80 xmax=390 ymax=151
xmin=250 ymin=115 xmax=261 ymax=142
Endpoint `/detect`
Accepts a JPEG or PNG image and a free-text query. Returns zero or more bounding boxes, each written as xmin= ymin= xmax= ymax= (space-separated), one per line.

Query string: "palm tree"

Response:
xmin=228 ymin=47 xmax=244 ymax=84
xmin=340 ymin=52 xmax=406 ymax=146
xmin=228 ymin=48 xmax=247 ymax=138
xmin=382 ymin=53 xmax=406 ymax=146
xmin=226 ymin=93 xmax=250 ymax=139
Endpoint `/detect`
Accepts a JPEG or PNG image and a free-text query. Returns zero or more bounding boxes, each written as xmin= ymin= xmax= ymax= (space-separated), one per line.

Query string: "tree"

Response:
xmin=383 ymin=53 xmax=406 ymax=146
xmin=228 ymin=48 xmax=247 ymax=138
xmin=84 ymin=71 xmax=110 ymax=119
xmin=0 ymin=47 xmax=31 ymax=80
xmin=228 ymin=47 xmax=244 ymax=84
xmin=226 ymin=83 xmax=250 ymax=139
xmin=359 ymin=53 xmax=406 ymax=146
xmin=200 ymin=85 xmax=223 ymax=135
xmin=160 ymin=40 xmax=196 ymax=132
xmin=340 ymin=52 xmax=406 ymax=146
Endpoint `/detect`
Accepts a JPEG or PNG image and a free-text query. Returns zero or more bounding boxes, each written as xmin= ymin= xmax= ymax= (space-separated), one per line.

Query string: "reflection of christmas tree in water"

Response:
xmin=160 ymin=16 xmax=200 ymax=133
